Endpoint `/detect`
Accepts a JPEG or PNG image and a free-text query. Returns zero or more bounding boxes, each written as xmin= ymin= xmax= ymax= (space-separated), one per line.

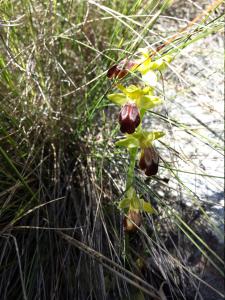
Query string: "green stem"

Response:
xmin=126 ymin=147 xmax=138 ymax=191
xmin=140 ymin=108 xmax=146 ymax=120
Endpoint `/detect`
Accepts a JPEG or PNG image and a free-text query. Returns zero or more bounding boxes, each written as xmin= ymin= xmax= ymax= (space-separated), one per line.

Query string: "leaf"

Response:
xmin=115 ymin=136 xmax=139 ymax=149
xmin=137 ymin=95 xmax=163 ymax=109
xmin=107 ymin=93 xmax=127 ymax=106
xmin=141 ymin=70 xmax=157 ymax=87
xmin=118 ymin=198 xmax=131 ymax=209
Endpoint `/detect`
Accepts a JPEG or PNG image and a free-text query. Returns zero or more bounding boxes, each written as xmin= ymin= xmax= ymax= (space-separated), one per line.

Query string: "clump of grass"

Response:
xmin=0 ymin=0 xmax=224 ymax=299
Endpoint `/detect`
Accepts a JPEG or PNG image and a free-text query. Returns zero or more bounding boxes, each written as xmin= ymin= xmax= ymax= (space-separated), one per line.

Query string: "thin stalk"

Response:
xmin=126 ymin=147 xmax=138 ymax=191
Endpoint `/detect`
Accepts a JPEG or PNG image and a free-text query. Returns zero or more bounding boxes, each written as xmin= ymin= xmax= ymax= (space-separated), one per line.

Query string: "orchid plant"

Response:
xmin=107 ymin=48 xmax=172 ymax=231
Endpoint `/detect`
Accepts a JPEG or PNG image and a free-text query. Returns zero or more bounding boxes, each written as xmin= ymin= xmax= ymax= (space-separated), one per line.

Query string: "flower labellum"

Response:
xmin=124 ymin=210 xmax=141 ymax=232
xmin=139 ymin=146 xmax=159 ymax=176
xmin=107 ymin=60 xmax=136 ymax=79
xmin=119 ymin=102 xmax=140 ymax=134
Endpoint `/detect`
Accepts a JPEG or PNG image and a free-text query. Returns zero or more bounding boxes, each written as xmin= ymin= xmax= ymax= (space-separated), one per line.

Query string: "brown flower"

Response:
xmin=139 ymin=146 xmax=159 ymax=176
xmin=123 ymin=210 xmax=142 ymax=232
xmin=119 ymin=102 xmax=140 ymax=134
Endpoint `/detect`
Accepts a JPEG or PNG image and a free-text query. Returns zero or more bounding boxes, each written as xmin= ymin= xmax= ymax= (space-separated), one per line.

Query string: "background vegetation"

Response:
xmin=0 ymin=0 xmax=224 ymax=299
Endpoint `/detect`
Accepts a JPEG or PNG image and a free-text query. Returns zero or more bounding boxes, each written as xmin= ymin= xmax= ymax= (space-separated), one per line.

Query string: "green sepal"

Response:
xmin=130 ymin=197 xmax=155 ymax=214
xmin=118 ymin=187 xmax=136 ymax=209
xmin=139 ymin=199 xmax=155 ymax=214
xmin=114 ymin=84 xmax=159 ymax=107
xmin=107 ymin=93 xmax=127 ymax=106
xmin=119 ymin=187 xmax=155 ymax=214
xmin=149 ymin=55 xmax=173 ymax=71
xmin=129 ymin=190 xmax=140 ymax=210
xmin=132 ymin=130 xmax=165 ymax=148
xmin=136 ymin=50 xmax=152 ymax=74
xmin=115 ymin=136 xmax=139 ymax=149
xmin=118 ymin=197 xmax=130 ymax=209
xmin=126 ymin=187 xmax=136 ymax=199
xmin=132 ymin=130 xmax=164 ymax=141
xmin=137 ymin=95 xmax=163 ymax=109
xmin=144 ymin=131 xmax=165 ymax=142
xmin=142 ymin=86 xmax=154 ymax=94
xmin=117 ymin=84 xmax=144 ymax=100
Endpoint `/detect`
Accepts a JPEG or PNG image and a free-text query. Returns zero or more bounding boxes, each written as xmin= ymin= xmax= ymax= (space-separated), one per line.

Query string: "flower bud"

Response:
xmin=107 ymin=60 xmax=136 ymax=79
xmin=139 ymin=146 xmax=159 ymax=176
xmin=119 ymin=102 xmax=140 ymax=134
xmin=123 ymin=210 xmax=142 ymax=232
xmin=136 ymin=257 xmax=145 ymax=271
xmin=107 ymin=64 xmax=127 ymax=79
